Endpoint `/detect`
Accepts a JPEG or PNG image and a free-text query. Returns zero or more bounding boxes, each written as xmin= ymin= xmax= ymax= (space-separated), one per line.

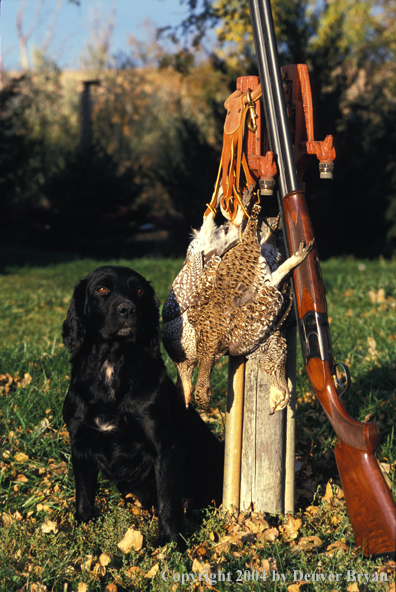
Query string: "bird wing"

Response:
xmin=162 ymin=250 xmax=204 ymax=322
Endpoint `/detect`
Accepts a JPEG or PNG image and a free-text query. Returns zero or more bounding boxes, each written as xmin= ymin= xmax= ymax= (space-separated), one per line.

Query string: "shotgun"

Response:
xmin=248 ymin=0 xmax=396 ymax=558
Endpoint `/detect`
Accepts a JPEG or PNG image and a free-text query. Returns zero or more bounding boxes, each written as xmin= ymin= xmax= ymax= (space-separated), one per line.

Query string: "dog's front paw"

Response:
xmin=75 ymin=502 xmax=96 ymax=524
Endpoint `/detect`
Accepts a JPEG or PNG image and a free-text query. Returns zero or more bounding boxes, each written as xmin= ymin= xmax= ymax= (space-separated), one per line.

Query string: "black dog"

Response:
xmin=62 ymin=265 xmax=223 ymax=546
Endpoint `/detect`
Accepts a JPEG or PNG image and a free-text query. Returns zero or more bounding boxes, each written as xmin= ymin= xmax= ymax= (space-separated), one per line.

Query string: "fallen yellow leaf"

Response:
xmin=16 ymin=474 xmax=28 ymax=483
xmin=145 ymin=564 xmax=159 ymax=578
xmin=14 ymin=452 xmax=29 ymax=463
xmin=326 ymin=541 xmax=349 ymax=556
xmin=81 ymin=555 xmax=94 ymax=571
xmin=260 ymin=559 xmax=271 ymax=572
xmin=19 ymin=373 xmax=32 ymax=387
xmin=279 ymin=515 xmax=302 ymax=540
xmin=105 ymin=584 xmax=117 ymax=592
xmin=291 ymin=536 xmax=322 ymax=553
xmin=37 ymin=504 xmax=51 ymax=512
xmin=288 ymin=585 xmax=302 ymax=592
xmin=126 ymin=566 xmax=141 ymax=579
xmin=367 ymin=336 xmax=377 ymax=358
xmin=41 ymin=520 xmax=58 ymax=534
xmin=77 ymin=584 xmax=88 ymax=592
xmin=322 ymin=481 xmax=334 ymax=503
xmin=245 ymin=517 xmax=270 ymax=533
xmin=117 ymin=528 xmax=143 ymax=553
xmin=0 ymin=373 xmax=13 ymax=385
xmin=93 ymin=563 xmax=106 ymax=577
xmin=212 ymin=536 xmax=232 ymax=554
xmin=30 ymin=584 xmax=47 ymax=592
xmin=368 ymin=288 xmax=386 ymax=304
xmin=346 ymin=583 xmax=359 ymax=592
xmin=99 ymin=553 xmax=111 ymax=566
xmin=304 ymin=506 xmax=320 ymax=516
xmin=260 ymin=527 xmax=279 ymax=542
xmin=2 ymin=513 xmax=15 ymax=527
xmin=192 ymin=558 xmax=212 ymax=575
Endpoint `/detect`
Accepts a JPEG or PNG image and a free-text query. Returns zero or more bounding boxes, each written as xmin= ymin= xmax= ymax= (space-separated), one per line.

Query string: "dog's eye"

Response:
xmin=96 ymin=286 xmax=110 ymax=294
xmin=136 ymin=287 xmax=143 ymax=295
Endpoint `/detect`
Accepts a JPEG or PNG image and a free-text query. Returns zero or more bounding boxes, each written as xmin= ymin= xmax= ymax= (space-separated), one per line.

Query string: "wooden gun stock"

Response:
xmin=283 ymin=189 xmax=396 ymax=557
xmin=248 ymin=0 xmax=396 ymax=557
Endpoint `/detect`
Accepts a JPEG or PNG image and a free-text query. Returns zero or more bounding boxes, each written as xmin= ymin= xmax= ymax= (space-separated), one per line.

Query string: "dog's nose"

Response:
xmin=117 ymin=302 xmax=135 ymax=317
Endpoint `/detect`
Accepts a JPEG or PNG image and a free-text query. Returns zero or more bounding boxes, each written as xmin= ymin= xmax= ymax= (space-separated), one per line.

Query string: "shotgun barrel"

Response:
xmin=248 ymin=0 xmax=396 ymax=557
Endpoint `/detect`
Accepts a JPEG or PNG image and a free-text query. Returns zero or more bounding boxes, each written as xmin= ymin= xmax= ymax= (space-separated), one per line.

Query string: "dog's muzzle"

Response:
xmin=116 ymin=301 xmax=136 ymax=336
xmin=117 ymin=301 xmax=136 ymax=317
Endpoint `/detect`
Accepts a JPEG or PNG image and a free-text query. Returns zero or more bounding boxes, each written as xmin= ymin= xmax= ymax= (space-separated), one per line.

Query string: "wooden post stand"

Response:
xmin=223 ymin=356 xmax=245 ymax=514
xmin=221 ymin=73 xmax=297 ymax=516
xmin=223 ymin=326 xmax=296 ymax=515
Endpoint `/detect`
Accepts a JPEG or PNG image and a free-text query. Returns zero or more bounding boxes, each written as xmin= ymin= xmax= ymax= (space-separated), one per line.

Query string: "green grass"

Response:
xmin=0 ymin=248 xmax=395 ymax=591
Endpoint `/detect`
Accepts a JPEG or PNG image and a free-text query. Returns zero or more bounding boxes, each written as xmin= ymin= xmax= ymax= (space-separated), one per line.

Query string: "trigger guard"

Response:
xmin=333 ymin=362 xmax=351 ymax=397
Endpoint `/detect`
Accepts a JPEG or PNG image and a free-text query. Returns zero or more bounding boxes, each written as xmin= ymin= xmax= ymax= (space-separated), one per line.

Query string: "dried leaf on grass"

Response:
xmin=257 ymin=527 xmax=279 ymax=542
xmin=304 ymin=506 xmax=320 ymax=517
xmin=20 ymin=585 xmax=47 ymax=592
xmin=126 ymin=566 xmax=141 ymax=580
xmin=288 ymin=584 xmax=308 ymax=592
xmin=99 ymin=553 xmax=111 ymax=566
xmin=37 ymin=418 xmax=50 ymax=434
xmin=16 ymin=474 xmax=28 ymax=483
xmin=322 ymin=480 xmax=344 ymax=504
xmin=93 ymin=563 xmax=106 ymax=577
xmin=290 ymin=535 xmax=322 ymax=553
xmin=2 ymin=513 xmax=16 ymax=526
xmin=117 ymin=527 xmax=143 ymax=553
xmin=325 ymin=541 xmax=350 ymax=556
xmin=244 ymin=517 xmax=269 ymax=533
xmin=81 ymin=555 xmax=94 ymax=571
xmin=41 ymin=520 xmax=58 ymax=534
xmin=192 ymin=558 xmax=212 ymax=575
xmin=367 ymin=337 xmax=377 ymax=358
xmin=322 ymin=481 xmax=334 ymax=503
xmin=346 ymin=583 xmax=360 ymax=592
xmin=279 ymin=515 xmax=302 ymax=540
xmin=368 ymin=289 xmax=386 ymax=303
xmin=145 ymin=564 xmax=159 ymax=578
xmin=249 ymin=556 xmax=277 ymax=572
xmin=212 ymin=536 xmax=233 ymax=556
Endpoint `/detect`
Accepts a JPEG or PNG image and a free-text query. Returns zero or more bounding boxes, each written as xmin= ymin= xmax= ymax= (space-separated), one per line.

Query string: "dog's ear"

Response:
xmin=62 ymin=279 xmax=88 ymax=355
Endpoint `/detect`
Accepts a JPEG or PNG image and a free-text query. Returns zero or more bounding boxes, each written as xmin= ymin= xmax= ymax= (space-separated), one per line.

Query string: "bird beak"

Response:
xmin=181 ymin=379 xmax=192 ymax=409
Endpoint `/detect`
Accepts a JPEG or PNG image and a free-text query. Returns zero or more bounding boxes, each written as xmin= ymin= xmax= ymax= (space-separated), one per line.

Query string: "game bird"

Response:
xmin=163 ymin=203 xmax=313 ymax=412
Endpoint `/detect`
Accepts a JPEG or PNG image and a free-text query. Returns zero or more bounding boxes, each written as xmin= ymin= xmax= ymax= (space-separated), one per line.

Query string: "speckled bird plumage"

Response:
xmin=163 ymin=202 xmax=313 ymax=412
xmin=162 ymin=215 xmax=239 ymax=406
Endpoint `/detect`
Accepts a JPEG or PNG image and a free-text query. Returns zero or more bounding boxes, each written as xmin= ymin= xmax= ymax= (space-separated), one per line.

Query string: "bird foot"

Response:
xmin=271 ymin=239 xmax=314 ymax=287
xmin=268 ymin=383 xmax=291 ymax=415
xmin=195 ymin=383 xmax=212 ymax=411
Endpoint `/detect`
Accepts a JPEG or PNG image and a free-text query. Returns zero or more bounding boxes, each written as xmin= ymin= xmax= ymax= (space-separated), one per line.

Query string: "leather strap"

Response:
xmin=205 ymin=85 xmax=262 ymax=222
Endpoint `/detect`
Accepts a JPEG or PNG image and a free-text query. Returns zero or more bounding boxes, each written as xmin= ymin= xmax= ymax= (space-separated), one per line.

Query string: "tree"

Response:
xmin=16 ymin=0 xmax=64 ymax=70
xmin=170 ymin=0 xmax=396 ymax=255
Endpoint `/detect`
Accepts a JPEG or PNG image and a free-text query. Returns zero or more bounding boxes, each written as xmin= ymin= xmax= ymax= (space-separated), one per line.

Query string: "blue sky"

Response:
xmin=1 ymin=0 xmax=192 ymax=70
